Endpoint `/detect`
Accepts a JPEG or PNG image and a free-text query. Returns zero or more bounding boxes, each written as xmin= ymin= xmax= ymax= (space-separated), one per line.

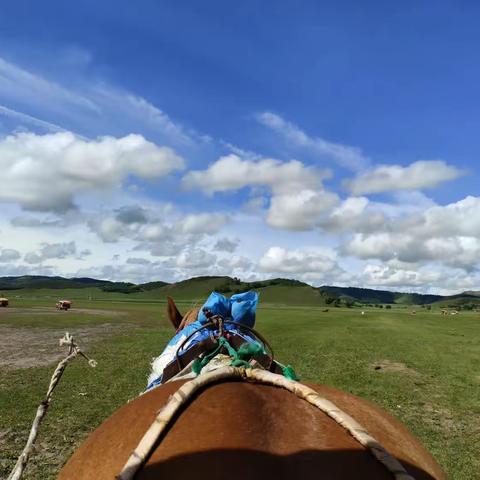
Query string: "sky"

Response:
xmin=0 ymin=0 xmax=479 ymax=294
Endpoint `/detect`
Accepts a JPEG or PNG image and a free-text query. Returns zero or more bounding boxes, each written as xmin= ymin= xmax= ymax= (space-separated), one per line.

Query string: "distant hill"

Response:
xmin=0 ymin=275 xmax=478 ymax=307
xmin=430 ymin=294 xmax=480 ymax=309
xmin=462 ymin=290 xmax=480 ymax=297
xmin=152 ymin=276 xmax=336 ymax=306
xmin=0 ymin=275 xmax=145 ymax=293
xmin=319 ymin=285 xmax=444 ymax=305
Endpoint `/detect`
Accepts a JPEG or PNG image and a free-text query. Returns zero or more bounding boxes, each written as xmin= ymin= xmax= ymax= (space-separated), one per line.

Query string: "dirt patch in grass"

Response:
xmin=0 ymin=323 xmax=135 ymax=369
xmin=372 ymin=359 xmax=421 ymax=376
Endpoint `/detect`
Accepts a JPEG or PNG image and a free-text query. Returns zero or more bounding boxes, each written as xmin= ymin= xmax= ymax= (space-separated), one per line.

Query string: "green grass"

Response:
xmin=0 ymin=302 xmax=478 ymax=479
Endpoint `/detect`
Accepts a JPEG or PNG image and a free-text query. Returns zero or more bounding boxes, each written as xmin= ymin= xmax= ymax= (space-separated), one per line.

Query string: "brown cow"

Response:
xmin=59 ymin=297 xmax=445 ymax=480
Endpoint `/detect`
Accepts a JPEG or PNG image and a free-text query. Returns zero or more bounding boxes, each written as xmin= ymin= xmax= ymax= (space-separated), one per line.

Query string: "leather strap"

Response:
xmin=161 ymin=333 xmax=281 ymax=383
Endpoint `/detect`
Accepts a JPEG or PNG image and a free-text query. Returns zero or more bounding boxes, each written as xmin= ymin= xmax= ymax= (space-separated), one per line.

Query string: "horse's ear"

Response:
xmin=167 ymin=296 xmax=183 ymax=329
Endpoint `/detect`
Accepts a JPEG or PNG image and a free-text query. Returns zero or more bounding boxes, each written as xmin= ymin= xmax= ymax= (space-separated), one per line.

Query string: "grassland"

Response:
xmin=0 ymin=294 xmax=478 ymax=479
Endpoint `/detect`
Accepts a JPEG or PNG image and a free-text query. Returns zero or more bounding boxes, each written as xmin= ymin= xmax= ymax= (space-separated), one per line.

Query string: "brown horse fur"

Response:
xmin=59 ymin=299 xmax=446 ymax=480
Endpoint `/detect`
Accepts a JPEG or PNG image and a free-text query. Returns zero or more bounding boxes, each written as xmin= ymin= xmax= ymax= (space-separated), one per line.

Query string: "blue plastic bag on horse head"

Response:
xmin=230 ymin=290 xmax=259 ymax=327
xmin=197 ymin=291 xmax=232 ymax=324
xmin=197 ymin=290 xmax=259 ymax=327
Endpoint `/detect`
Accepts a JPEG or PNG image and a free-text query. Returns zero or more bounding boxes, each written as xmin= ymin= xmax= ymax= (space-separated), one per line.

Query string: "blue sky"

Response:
xmin=0 ymin=1 xmax=479 ymax=293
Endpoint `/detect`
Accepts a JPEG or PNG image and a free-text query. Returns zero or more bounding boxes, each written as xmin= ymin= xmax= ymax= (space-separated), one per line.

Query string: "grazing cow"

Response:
xmin=59 ymin=295 xmax=445 ymax=480
xmin=0 ymin=297 xmax=8 ymax=307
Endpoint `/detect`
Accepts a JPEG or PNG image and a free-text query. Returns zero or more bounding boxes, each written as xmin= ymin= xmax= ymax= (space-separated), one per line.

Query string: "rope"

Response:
xmin=7 ymin=332 xmax=97 ymax=480
xmin=116 ymin=366 xmax=415 ymax=480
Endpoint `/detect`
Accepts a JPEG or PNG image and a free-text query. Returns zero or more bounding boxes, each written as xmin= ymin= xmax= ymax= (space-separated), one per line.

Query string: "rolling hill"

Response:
xmin=320 ymin=285 xmax=445 ymax=305
xmin=0 ymin=275 xmax=479 ymax=307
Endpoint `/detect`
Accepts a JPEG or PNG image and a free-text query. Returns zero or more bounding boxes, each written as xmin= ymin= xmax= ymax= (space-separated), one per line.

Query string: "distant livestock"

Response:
xmin=56 ymin=300 xmax=72 ymax=311
xmin=0 ymin=298 xmax=8 ymax=307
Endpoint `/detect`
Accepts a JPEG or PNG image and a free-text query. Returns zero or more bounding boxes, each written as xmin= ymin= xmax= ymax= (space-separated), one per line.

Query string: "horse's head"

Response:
xmin=167 ymin=297 xmax=200 ymax=332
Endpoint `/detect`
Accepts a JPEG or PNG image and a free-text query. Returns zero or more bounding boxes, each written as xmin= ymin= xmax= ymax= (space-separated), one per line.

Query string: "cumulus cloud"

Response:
xmin=256 ymin=112 xmax=370 ymax=171
xmin=217 ymin=255 xmax=253 ymax=271
xmin=359 ymin=263 xmax=480 ymax=293
xmin=126 ymin=257 xmax=151 ymax=265
xmin=267 ymin=189 xmax=338 ymax=230
xmin=10 ymin=216 xmax=64 ymax=228
xmin=214 ymin=238 xmax=239 ymax=253
xmin=0 ymin=248 xmax=21 ymax=262
xmin=0 ymin=131 xmax=184 ymax=212
xmin=258 ymin=246 xmax=345 ymax=283
xmin=319 ymin=197 xmax=385 ymax=234
xmin=179 ymin=213 xmax=230 ymax=234
xmin=183 ymin=154 xmax=325 ymax=195
xmin=176 ymin=248 xmax=216 ymax=269
xmin=24 ymin=241 xmax=77 ymax=264
xmin=183 ymin=154 xmax=337 ymax=230
xmin=345 ymin=160 xmax=463 ymax=195
xmin=341 ymin=196 xmax=480 ymax=271
xmin=362 ymin=264 xmax=442 ymax=287
xmin=115 ymin=206 xmax=148 ymax=225
xmin=88 ymin=208 xmax=229 ymax=249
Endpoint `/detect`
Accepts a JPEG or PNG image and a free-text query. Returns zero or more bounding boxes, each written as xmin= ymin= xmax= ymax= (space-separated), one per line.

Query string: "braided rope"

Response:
xmin=7 ymin=332 xmax=97 ymax=480
xmin=117 ymin=366 xmax=415 ymax=480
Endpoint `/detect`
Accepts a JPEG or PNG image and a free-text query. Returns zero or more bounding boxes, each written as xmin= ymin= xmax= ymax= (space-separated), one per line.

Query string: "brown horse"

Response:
xmin=59 ymin=298 xmax=445 ymax=480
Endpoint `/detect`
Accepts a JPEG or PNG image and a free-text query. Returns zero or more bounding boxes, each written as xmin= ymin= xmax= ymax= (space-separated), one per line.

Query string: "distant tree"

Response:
xmin=385 ymin=305 xmax=392 ymax=309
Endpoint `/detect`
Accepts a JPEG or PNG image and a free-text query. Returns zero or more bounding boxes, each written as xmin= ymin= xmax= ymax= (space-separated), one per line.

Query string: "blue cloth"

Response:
xmin=197 ymin=291 xmax=232 ymax=324
xmin=231 ymin=290 xmax=258 ymax=327
xmin=197 ymin=290 xmax=259 ymax=325
xmin=146 ymin=290 xmax=259 ymax=390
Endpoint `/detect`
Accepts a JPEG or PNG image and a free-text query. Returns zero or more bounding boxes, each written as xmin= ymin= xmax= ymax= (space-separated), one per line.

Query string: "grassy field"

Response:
xmin=0 ymin=297 xmax=478 ymax=479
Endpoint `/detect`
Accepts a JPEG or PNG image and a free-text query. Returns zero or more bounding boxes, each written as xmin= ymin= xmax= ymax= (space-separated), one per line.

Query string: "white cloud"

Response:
xmin=258 ymin=246 xmax=345 ymax=283
xmin=24 ymin=241 xmax=77 ymax=264
xmin=341 ymin=196 xmax=480 ymax=271
xmin=256 ymin=112 xmax=370 ymax=171
xmin=126 ymin=257 xmax=151 ymax=265
xmin=0 ymin=105 xmax=65 ymax=134
xmin=320 ymin=196 xmax=385 ymax=234
xmin=362 ymin=264 xmax=442 ymax=288
xmin=91 ymin=85 xmax=196 ymax=145
xmin=183 ymin=154 xmax=337 ymax=231
xmin=0 ymin=57 xmax=98 ymax=115
xmin=0 ymin=248 xmax=21 ymax=262
xmin=179 ymin=213 xmax=230 ymax=235
xmin=176 ymin=248 xmax=216 ymax=269
xmin=114 ymin=205 xmax=148 ymax=225
xmin=267 ymin=189 xmax=338 ymax=230
xmin=0 ymin=131 xmax=184 ymax=212
xmin=0 ymin=57 xmax=198 ymax=146
xmin=360 ymin=263 xmax=480 ymax=294
xmin=217 ymin=255 xmax=252 ymax=271
xmin=183 ymin=154 xmax=325 ymax=195
xmin=346 ymin=160 xmax=463 ymax=195
xmin=214 ymin=237 xmax=239 ymax=253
